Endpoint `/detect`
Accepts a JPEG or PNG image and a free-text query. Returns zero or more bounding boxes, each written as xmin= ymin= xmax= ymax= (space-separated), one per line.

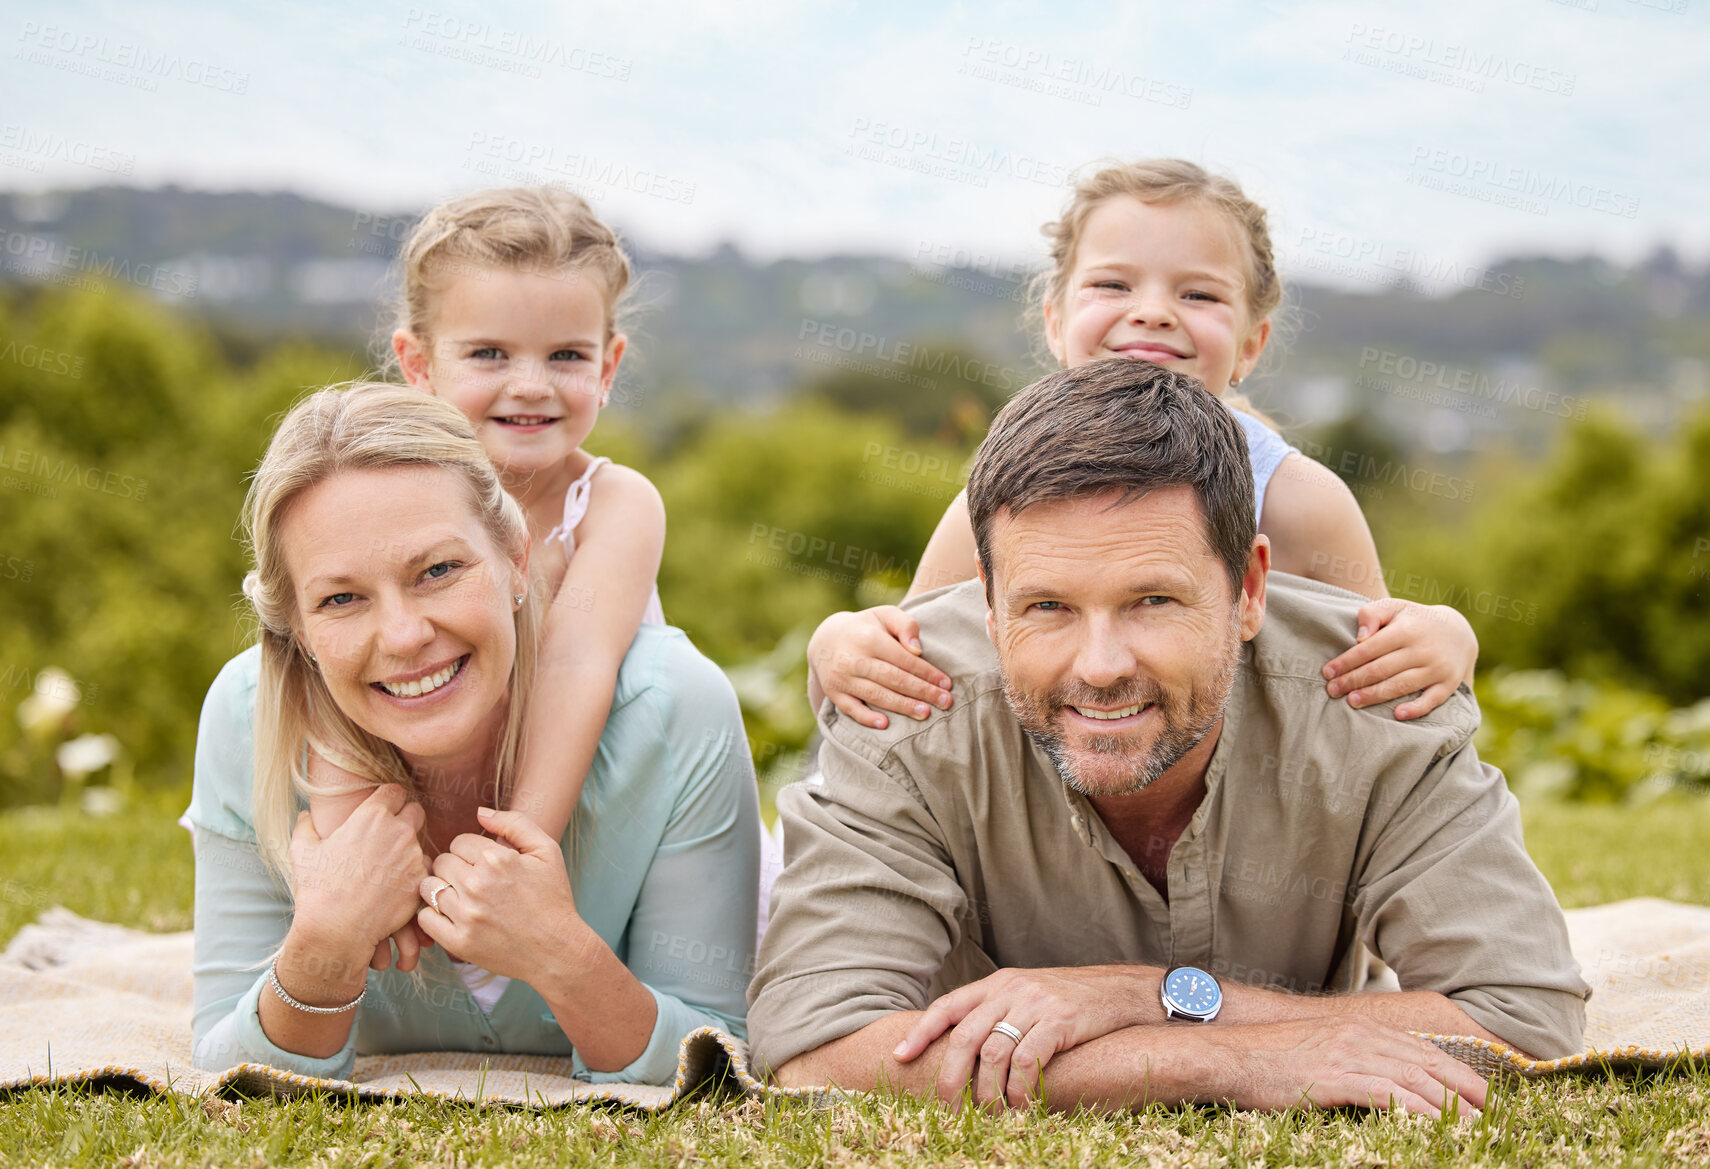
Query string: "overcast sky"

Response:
xmin=4 ymin=0 xmax=1705 ymax=290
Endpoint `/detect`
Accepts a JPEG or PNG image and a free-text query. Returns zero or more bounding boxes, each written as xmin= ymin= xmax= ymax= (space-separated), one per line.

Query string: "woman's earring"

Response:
xmin=514 ymin=592 xmax=525 ymax=606
xmin=1229 ymin=375 xmax=1243 ymax=388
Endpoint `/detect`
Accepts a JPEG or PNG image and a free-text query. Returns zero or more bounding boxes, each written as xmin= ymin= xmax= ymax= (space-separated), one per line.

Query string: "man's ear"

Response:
xmin=979 ymin=556 xmax=999 ymax=648
xmin=1238 ymin=535 xmax=1270 ymax=641
xmin=393 ymin=329 xmax=434 ymax=390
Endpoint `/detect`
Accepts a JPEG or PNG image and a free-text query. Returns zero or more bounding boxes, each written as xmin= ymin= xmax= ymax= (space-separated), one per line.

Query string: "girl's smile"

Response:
xmin=1046 ymin=196 xmax=1270 ymax=391
xmin=394 ymin=265 xmax=626 ymax=505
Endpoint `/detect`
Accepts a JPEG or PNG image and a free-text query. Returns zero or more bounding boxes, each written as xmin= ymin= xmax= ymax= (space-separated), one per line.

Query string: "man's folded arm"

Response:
xmin=746 ymin=729 xmax=970 ymax=1075
xmin=776 ymin=1011 xmax=1178 ymax=1108
xmin=1351 ymin=742 xmax=1589 ymax=1059
xmin=1182 ymin=973 xmax=1506 ymax=1041
xmin=776 ymin=1009 xmax=1489 ymax=1118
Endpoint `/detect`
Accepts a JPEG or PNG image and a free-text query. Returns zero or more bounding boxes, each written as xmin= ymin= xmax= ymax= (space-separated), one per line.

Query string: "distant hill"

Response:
xmin=3 ymin=186 xmax=1705 ymax=454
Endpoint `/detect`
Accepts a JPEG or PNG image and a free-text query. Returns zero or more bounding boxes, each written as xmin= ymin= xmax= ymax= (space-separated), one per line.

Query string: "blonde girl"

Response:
xmin=304 ymin=188 xmax=664 ymax=951
xmin=809 ymin=159 xmax=1478 ymax=729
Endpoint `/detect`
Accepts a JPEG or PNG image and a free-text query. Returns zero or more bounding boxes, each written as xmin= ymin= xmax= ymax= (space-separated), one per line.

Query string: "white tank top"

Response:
xmin=1231 ymin=409 xmax=1299 ymax=525
xmin=545 ymin=456 xmax=665 ymax=625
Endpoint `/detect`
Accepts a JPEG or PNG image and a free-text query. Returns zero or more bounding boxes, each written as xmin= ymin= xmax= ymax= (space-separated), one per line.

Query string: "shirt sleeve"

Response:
xmin=745 ymin=724 xmax=969 ymax=1076
xmin=1351 ymin=741 xmax=1590 ymax=1059
xmin=191 ymin=829 xmax=360 ymax=1080
xmin=571 ymin=645 xmax=761 ymax=1085
xmin=188 ymin=656 xmax=360 ymax=1079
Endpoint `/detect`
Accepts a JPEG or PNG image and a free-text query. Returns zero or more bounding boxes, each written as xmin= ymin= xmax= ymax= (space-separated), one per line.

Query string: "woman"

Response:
xmin=188 ymin=383 xmax=759 ymax=1084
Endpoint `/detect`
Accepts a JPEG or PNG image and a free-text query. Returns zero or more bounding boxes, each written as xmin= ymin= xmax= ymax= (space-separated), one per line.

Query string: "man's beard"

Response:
xmin=1002 ymin=622 xmax=1243 ymax=799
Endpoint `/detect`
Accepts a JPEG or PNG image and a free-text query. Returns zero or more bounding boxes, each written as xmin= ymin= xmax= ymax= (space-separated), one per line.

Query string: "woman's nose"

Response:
xmin=375 ymin=595 xmax=435 ymax=658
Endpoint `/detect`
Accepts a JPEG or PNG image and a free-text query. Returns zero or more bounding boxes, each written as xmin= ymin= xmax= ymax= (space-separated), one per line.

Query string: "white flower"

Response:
xmin=80 ymin=786 xmax=125 ymax=817
xmin=17 ymin=668 xmax=81 ymax=735
xmin=56 ymin=733 xmax=120 ymax=778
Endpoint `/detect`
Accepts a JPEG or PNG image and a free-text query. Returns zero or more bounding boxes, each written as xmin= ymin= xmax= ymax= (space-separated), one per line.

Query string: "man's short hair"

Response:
xmin=966 ymin=358 xmax=1257 ymax=598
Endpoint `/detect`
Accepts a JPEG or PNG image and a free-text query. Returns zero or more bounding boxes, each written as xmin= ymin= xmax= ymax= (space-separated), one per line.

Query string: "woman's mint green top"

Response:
xmin=187 ymin=625 xmax=761 ymax=1085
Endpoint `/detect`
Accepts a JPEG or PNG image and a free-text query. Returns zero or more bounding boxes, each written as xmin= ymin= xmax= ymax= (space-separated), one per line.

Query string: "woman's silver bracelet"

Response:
xmin=267 ymin=961 xmax=366 ymax=1015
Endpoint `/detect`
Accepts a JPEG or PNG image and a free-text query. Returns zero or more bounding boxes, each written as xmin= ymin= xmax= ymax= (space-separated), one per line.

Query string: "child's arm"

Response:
xmin=1257 ymin=453 xmax=1388 ymax=600
xmin=510 ymin=463 xmax=664 ymax=841
xmin=1261 ymin=452 xmax=1479 ymax=720
xmin=303 ymin=749 xmax=428 ymax=971
xmin=905 ymin=489 xmax=980 ymax=599
xmin=804 ymin=490 xmax=978 ymax=728
xmin=303 ymin=752 xmax=372 ymax=839
xmin=1321 ymin=599 xmax=1479 ymax=720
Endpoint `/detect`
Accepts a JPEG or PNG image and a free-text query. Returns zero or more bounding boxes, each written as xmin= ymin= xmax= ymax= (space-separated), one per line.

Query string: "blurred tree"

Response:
xmin=653 ymin=400 xmax=967 ymax=658
xmin=1381 ymin=407 xmax=1710 ymax=704
xmin=0 ymin=286 xmax=356 ymax=804
xmin=804 ymin=336 xmax=1020 ymax=445
xmin=8 ymin=280 xmax=1705 ymax=809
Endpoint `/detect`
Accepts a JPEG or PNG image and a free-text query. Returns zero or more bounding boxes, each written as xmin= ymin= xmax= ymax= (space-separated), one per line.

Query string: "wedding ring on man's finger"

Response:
xmin=426 ymin=879 xmax=450 ymax=914
xmin=989 ymin=1021 xmax=1024 ymax=1046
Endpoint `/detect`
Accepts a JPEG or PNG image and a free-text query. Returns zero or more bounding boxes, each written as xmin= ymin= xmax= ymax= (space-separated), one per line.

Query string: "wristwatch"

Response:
xmin=1160 ymin=965 xmax=1223 ymax=1022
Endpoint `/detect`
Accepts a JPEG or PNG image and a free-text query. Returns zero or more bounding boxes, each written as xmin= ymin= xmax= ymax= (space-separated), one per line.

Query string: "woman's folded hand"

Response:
xmin=288 ymin=784 xmax=431 ymax=958
xmin=416 ymin=806 xmax=584 ymax=984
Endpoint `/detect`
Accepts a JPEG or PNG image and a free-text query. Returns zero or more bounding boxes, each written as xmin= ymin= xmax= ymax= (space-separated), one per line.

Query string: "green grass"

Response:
xmin=3 ymin=793 xmax=1709 ymax=1168
xmin=1522 ymin=799 xmax=1710 ymax=908
xmin=0 ymin=790 xmax=195 ymax=946
xmin=4 ymin=1063 xmax=1710 ymax=1168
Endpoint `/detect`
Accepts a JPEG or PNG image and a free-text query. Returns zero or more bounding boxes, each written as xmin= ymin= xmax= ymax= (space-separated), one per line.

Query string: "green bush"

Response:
xmin=0 ymin=286 xmax=356 ymax=806
xmin=1476 ymin=668 xmax=1710 ymax=803
xmin=1376 ymin=408 xmax=1710 ymax=707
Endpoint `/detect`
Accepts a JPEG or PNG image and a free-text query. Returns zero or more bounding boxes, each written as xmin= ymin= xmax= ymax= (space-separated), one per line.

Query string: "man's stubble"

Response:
xmin=1001 ymin=610 xmax=1243 ymax=799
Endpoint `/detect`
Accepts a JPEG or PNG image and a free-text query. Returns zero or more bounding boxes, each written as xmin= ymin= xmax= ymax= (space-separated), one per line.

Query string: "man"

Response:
xmin=748 ymin=358 xmax=1587 ymax=1117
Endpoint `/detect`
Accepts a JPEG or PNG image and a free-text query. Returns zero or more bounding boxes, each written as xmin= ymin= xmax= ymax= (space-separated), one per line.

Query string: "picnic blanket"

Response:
xmin=3 ymin=899 xmax=1708 ymax=1106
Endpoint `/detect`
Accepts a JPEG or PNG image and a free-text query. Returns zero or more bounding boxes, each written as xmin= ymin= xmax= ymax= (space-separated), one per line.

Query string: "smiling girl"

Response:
xmin=809 ymin=159 xmax=1479 ymax=730
xmin=301 ymin=190 xmax=667 ymax=973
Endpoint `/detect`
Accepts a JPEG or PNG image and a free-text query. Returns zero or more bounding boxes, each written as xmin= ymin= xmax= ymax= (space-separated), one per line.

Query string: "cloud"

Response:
xmin=3 ymin=0 xmax=1704 ymax=280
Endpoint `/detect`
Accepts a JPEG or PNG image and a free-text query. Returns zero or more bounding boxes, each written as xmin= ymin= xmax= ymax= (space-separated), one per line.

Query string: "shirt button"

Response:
xmin=481 ymin=1035 xmax=496 ymax=1048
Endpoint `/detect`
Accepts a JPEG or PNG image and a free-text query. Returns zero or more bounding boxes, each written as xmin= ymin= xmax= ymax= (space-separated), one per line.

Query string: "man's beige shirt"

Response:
xmin=748 ymin=573 xmax=1589 ymax=1072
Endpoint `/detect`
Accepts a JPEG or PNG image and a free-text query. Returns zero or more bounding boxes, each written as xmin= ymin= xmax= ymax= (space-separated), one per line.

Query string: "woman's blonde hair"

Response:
xmin=1030 ymin=158 xmax=1285 ymax=415
xmin=390 ymin=186 xmax=632 ymax=363
xmin=241 ymin=382 xmax=539 ymax=878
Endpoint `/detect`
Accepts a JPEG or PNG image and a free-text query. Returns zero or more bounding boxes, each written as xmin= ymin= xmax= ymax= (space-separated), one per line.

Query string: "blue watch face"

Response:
xmin=1164 ymin=966 xmax=1220 ymax=1015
